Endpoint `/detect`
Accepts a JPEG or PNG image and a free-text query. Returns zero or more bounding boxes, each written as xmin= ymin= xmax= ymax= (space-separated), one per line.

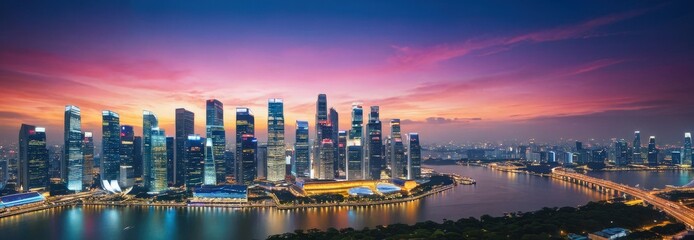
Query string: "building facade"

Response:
xmin=185 ymin=135 xmax=205 ymax=188
xmin=205 ymin=100 xmax=226 ymax=184
xmin=294 ymin=121 xmax=310 ymax=178
xmin=267 ymin=98 xmax=285 ymax=181
xmin=142 ymin=110 xmax=158 ymax=189
xmin=407 ymin=133 xmax=421 ymax=180
xmin=19 ymin=124 xmax=49 ymax=192
xmin=175 ymin=108 xmax=194 ymax=186
xmin=347 ymin=103 xmax=364 ymax=180
xmin=64 ymin=105 xmax=83 ymax=192
xmin=102 ymin=111 xmax=121 ymax=190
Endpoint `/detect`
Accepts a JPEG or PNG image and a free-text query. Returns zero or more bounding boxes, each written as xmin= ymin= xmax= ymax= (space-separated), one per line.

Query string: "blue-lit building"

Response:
xmin=120 ymin=125 xmax=135 ymax=170
xmin=294 ymin=121 xmax=310 ymax=178
xmin=366 ymin=106 xmax=382 ymax=180
xmin=149 ymin=128 xmax=168 ymax=193
xmin=0 ymin=192 xmax=45 ymax=208
xmin=166 ymin=136 xmax=174 ymax=185
xmin=407 ymin=133 xmax=421 ymax=180
xmin=347 ymin=103 xmax=364 ymax=180
xmin=192 ymin=185 xmax=248 ymax=203
xmin=101 ymin=111 xmax=121 ymax=193
xmin=267 ymin=98 xmax=285 ymax=181
xmin=204 ymin=138 xmax=216 ymax=185
xmin=19 ymin=124 xmax=49 ymax=192
xmin=684 ymin=132 xmax=692 ymax=166
xmin=389 ymin=119 xmax=406 ymax=179
xmin=206 ymin=100 xmax=226 ymax=184
xmin=236 ymin=107 xmax=256 ymax=184
xmin=647 ymin=136 xmax=658 ymax=166
xmin=143 ymin=110 xmax=158 ymax=190
xmin=64 ymin=105 xmax=83 ymax=192
xmin=82 ymin=132 xmax=94 ymax=188
xmin=185 ymin=135 xmax=205 ymax=189
xmin=175 ymin=108 xmax=194 ymax=186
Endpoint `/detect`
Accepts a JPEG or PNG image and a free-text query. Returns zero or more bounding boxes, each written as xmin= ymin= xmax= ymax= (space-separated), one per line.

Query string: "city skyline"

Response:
xmin=1 ymin=1 xmax=694 ymax=145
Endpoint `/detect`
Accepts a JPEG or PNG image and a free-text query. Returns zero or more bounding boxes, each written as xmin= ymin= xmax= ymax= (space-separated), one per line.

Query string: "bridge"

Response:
xmin=552 ymin=168 xmax=694 ymax=229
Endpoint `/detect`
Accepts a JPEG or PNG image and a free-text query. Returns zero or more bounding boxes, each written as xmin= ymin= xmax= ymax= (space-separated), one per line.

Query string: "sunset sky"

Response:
xmin=1 ymin=1 xmax=693 ymax=145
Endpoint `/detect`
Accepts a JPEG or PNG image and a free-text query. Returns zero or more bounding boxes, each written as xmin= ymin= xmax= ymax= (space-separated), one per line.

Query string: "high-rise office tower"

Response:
xmin=175 ymin=108 xmax=194 ymax=186
xmin=143 ymin=110 xmax=158 ymax=190
xmin=317 ymin=139 xmax=335 ymax=180
xmin=166 ymin=137 xmax=174 ymax=185
xmin=615 ymin=139 xmax=628 ymax=166
xmin=235 ymin=107 xmax=255 ymax=182
xmin=185 ymin=135 xmax=204 ymax=188
xmin=647 ymin=136 xmax=658 ymax=166
xmin=366 ymin=106 xmax=382 ymax=180
xmin=389 ymin=119 xmax=406 ymax=179
xmin=347 ymin=103 xmax=364 ymax=180
xmin=120 ymin=125 xmax=135 ymax=168
xmin=337 ymin=131 xmax=347 ymax=177
xmin=267 ymin=98 xmax=285 ymax=181
xmin=149 ymin=128 xmax=168 ymax=193
xmin=633 ymin=131 xmax=642 ymax=163
xmin=684 ymin=132 xmax=692 ymax=166
xmin=204 ymin=138 xmax=216 ymax=185
xmin=294 ymin=121 xmax=310 ymax=178
xmin=19 ymin=124 xmax=49 ymax=192
xmin=672 ymin=151 xmax=682 ymax=165
xmin=257 ymin=144 xmax=268 ymax=179
xmin=82 ymin=132 xmax=94 ymax=188
xmin=314 ymin=94 xmax=328 ymax=176
xmin=205 ymin=100 xmax=226 ymax=184
xmin=133 ymin=136 xmax=143 ymax=178
xmin=224 ymin=150 xmax=235 ymax=178
xmin=407 ymin=133 xmax=421 ymax=180
xmin=64 ymin=105 xmax=83 ymax=192
xmin=329 ymin=107 xmax=339 ymax=176
xmin=239 ymin=134 xmax=257 ymax=185
xmin=0 ymin=160 xmax=7 ymax=189
xmin=102 ymin=111 xmax=121 ymax=190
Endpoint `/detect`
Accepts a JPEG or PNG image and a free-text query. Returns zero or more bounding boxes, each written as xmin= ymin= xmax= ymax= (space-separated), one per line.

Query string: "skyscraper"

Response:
xmin=633 ymin=131 xmax=642 ymax=163
xmin=239 ymin=134 xmax=257 ymax=185
xmin=204 ymin=138 xmax=216 ymax=185
xmin=294 ymin=121 xmax=310 ymax=178
xmin=684 ymin=132 xmax=692 ymax=166
xmin=267 ymin=98 xmax=285 ymax=181
xmin=120 ymin=125 xmax=135 ymax=168
xmin=102 ymin=111 xmax=121 ymax=190
xmin=647 ymin=136 xmax=658 ymax=166
xmin=615 ymin=139 xmax=628 ymax=166
xmin=64 ymin=105 xmax=83 ymax=192
xmin=337 ymin=130 xmax=347 ymax=177
xmin=347 ymin=103 xmax=364 ymax=180
xmin=407 ymin=133 xmax=421 ymax=180
xmin=366 ymin=106 xmax=383 ymax=180
xmin=205 ymin=100 xmax=226 ymax=184
xmin=317 ymin=139 xmax=335 ymax=180
xmin=82 ymin=132 xmax=94 ymax=188
xmin=166 ymin=136 xmax=174 ymax=185
xmin=235 ymin=107 xmax=255 ymax=183
xmin=149 ymin=128 xmax=168 ymax=193
xmin=314 ymin=94 xmax=328 ymax=176
xmin=185 ymin=135 xmax=204 ymax=188
xmin=19 ymin=124 xmax=48 ymax=192
xmin=133 ymin=136 xmax=143 ymax=178
xmin=329 ymin=107 xmax=339 ymax=176
xmin=257 ymin=143 xmax=267 ymax=179
xmin=143 ymin=110 xmax=158 ymax=190
xmin=389 ymin=119 xmax=406 ymax=179
xmin=175 ymin=108 xmax=194 ymax=186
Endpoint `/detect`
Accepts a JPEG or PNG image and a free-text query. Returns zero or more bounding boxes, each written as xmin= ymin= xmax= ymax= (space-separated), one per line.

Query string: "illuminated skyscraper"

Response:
xmin=317 ymin=139 xmax=335 ymax=180
xmin=407 ymin=133 xmax=421 ymax=180
xmin=329 ymin=107 xmax=339 ymax=176
xmin=633 ymin=131 xmax=642 ymax=163
xmin=133 ymin=136 xmax=143 ymax=178
xmin=204 ymin=138 xmax=216 ymax=185
xmin=143 ymin=110 xmax=158 ymax=190
xmin=120 ymin=125 xmax=134 ymax=168
xmin=175 ymin=108 xmax=194 ymax=186
xmin=337 ymin=131 xmax=347 ymax=177
xmin=148 ymin=128 xmax=167 ymax=193
xmin=314 ymin=94 xmax=328 ymax=175
xmin=647 ymin=136 xmax=658 ymax=166
xmin=672 ymin=151 xmax=682 ymax=165
xmin=19 ymin=124 xmax=49 ymax=192
xmin=166 ymin=137 xmax=174 ymax=185
xmin=82 ymin=132 xmax=94 ymax=188
xmin=294 ymin=121 xmax=310 ymax=178
xmin=389 ymin=119 xmax=406 ymax=179
xmin=267 ymin=98 xmax=285 ymax=181
xmin=185 ymin=135 xmax=204 ymax=188
xmin=347 ymin=103 xmax=364 ymax=180
xmin=102 ymin=111 xmax=121 ymax=190
xmin=615 ymin=139 xmax=628 ymax=166
xmin=206 ymin=100 xmax=226 ymax=184
xmin=684 ymin=132 xmax=692 ymax=166
xmin=239 ymin=134 xmax=258 ymax=185
xmin=235 ymin=107 xmax=255 ymax=183
xmin=64 ymin=105 xmax=83 ymax=192
xmin=366 ymin=106 xmax=382 ymax=180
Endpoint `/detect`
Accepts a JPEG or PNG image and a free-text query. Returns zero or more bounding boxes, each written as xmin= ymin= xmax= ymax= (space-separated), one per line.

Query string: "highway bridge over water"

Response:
xmin=552 ymin=168 xmax=694 ymax=229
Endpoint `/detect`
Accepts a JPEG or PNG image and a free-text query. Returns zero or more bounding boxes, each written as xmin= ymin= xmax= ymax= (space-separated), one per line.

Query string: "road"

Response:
xmin=552 ymin=168 xmax=694 ymax=229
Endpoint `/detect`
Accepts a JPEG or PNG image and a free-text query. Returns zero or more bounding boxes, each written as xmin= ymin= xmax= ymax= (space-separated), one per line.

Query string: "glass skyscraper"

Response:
xmin=407 ymin=133 xmax=421 ymax=180
xmin=185 ymin=135 xmax=204 ymax=188
xmin=102 ymin=111 xmax=121 ymax=189
xmin=205 ymin=100 xmax=226 ymax=184
xmin=19 ymin=124 xmax=48 ymax=192
xmin=314 ymin=94 xmax=328 ymax=176
xmin=633 ymin=131 xmax=642 ymax=163
xmin=120 ymin=125 xmax=135 ymax=168
xmin=647 ymin=136 xmax=658 ymax=166
xmin=294 ymin=121 xmax=310 ymax=178
xmin=166 ymin=136 xmax=174 ymax=185
xmin=267 ymin=98 xmax=285 ymax=181
xmin=143 ymin=110 xmax=158 ymax=190
xmin=389 ymin=119 xmax=406 ymax=179
xmin=82 ymin=132 xmax=94 ymax=188
xmin=235 ymin=107 xmax=255 ymax=183
xmin=684 ymin=132 xmax=692 ymax=166
xmin=366 ymin=106 xmax=382 ymax=180
xmin=133 ymin=136 xmax=143 ymax=178
xmin=317 ymin=139 xmax=335 ymax=180
xmin=615 ymin=139 xmax=628 ymax=166
xmin=149 ymin=128 xmax=168 ymax=193
xmin=329 ymin=107 xmax=339 ymax=177
xmin=175 ymin=108 xmax=194 ymax=186
xmin=64 ymin=105 xmax=83 ymax=192
xmin=204 ymin=138 xmax=216 ymax=185
xmin=337 ymin=131 xmax=347 ymax=178
xmin=347 ymin=103 xmax=363 ymax=180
